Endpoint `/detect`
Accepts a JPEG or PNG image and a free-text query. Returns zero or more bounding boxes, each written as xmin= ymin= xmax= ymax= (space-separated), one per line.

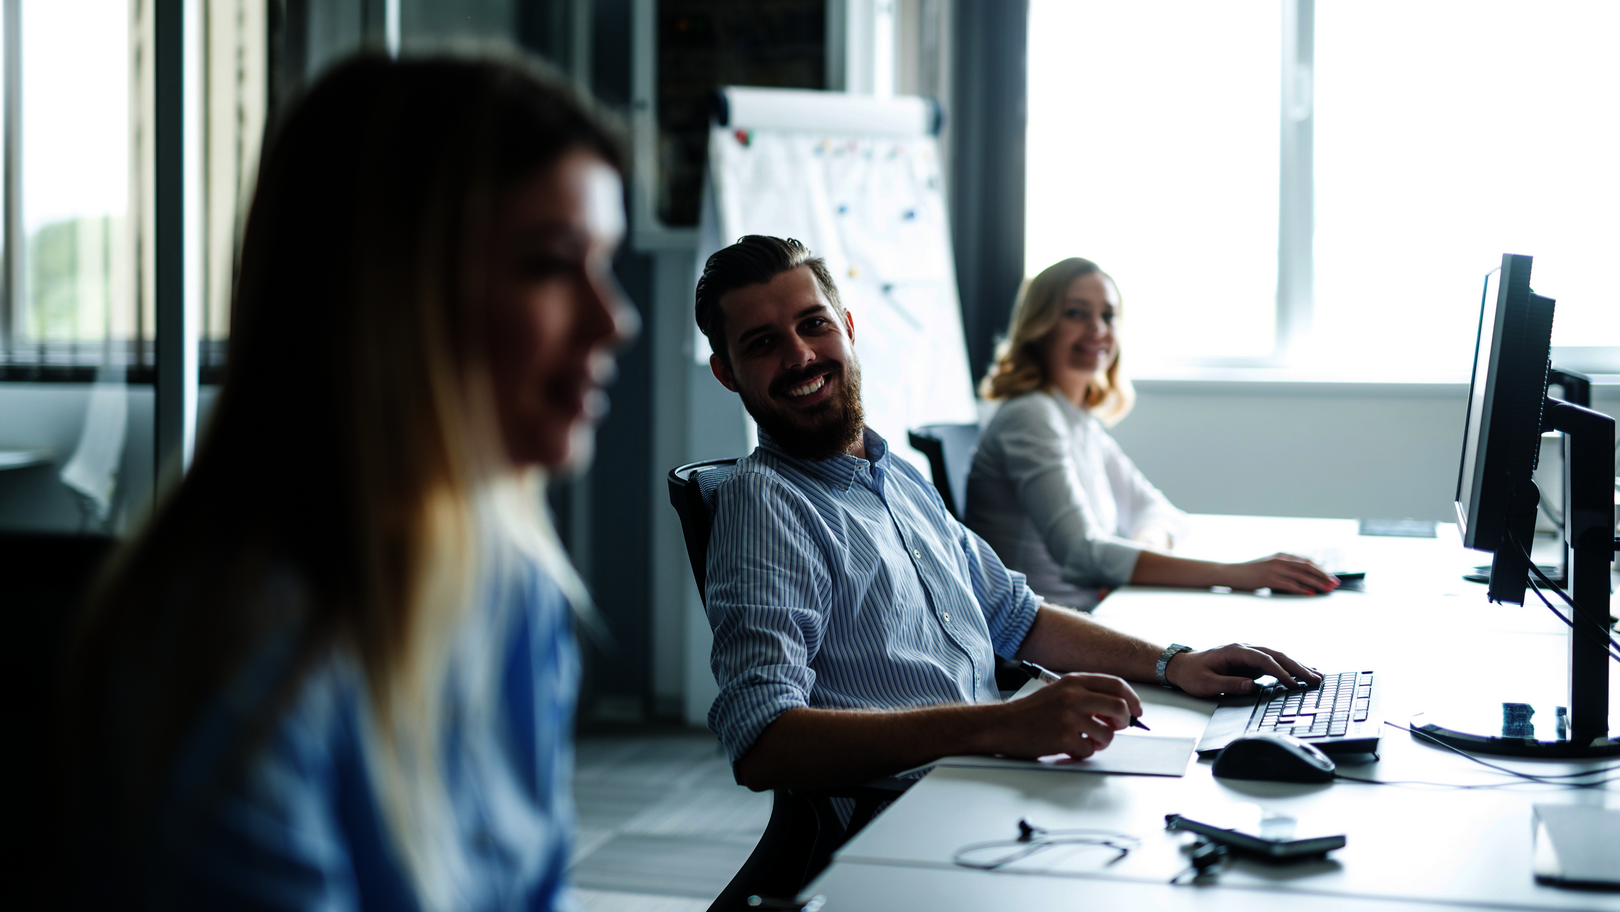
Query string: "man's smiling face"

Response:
xmin=709 ymin=265 xmax=864 ymax=460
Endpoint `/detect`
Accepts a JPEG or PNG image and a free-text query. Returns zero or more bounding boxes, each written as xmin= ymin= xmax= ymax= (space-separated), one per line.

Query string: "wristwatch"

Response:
xmin=1156 ymin=643 xmax=1193 ymax=688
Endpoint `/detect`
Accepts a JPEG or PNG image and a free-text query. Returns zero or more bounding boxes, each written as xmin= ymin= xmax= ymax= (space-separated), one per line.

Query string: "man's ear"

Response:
xmin=710 ymin=352 xmax=740 ymax=393
xmin=842 ymin=308 xmax=855 ymax=345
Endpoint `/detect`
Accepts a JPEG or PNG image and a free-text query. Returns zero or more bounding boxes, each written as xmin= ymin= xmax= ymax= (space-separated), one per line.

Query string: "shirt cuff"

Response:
xmin=707 ymin=664 xmax=816 ymax=772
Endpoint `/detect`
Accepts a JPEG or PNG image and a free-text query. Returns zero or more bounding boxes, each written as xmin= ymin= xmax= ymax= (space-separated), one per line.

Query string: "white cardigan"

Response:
xmin=964 ymin=390 xmax=1188 ymax=610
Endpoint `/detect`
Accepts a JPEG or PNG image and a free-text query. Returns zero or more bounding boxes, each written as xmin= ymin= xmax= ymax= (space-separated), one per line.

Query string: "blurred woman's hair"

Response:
xmin=979 ymin=257 xmax=1134 ymax=425
xmin=63 ymin=53 xmax=621 ymax=904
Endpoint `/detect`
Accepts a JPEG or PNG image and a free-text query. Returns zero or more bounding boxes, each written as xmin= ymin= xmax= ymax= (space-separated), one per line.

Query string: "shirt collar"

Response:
xmin=1044 ymin=388 xmax=1090 ymax=424
xmin=758 ymin=426 xmax=888 ymax=491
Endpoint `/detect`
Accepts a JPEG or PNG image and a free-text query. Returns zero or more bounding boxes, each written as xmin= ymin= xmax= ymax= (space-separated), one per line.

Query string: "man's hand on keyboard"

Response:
xmin=1164 ymin=643 xmax=1323 ymax=697
xmin=981 ymin=673 xmax=1142 ymax=760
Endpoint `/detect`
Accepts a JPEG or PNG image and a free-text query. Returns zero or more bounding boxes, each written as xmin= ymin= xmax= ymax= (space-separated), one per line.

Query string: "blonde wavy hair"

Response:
xmin=979 ymin=257 xmax=1135 ymax=426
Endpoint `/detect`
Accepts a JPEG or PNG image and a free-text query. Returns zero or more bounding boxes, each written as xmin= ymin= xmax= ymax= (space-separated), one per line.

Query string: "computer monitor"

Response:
xmin=1417 ymin=252 xmax=1618 ymax=758
xmin=1453 ymin=254 xmax=1554 ymax=607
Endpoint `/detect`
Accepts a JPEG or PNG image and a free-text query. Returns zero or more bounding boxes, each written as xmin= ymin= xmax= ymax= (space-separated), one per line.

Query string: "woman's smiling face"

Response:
xmin=1037 ymin=271 xmax=1119 ymax=389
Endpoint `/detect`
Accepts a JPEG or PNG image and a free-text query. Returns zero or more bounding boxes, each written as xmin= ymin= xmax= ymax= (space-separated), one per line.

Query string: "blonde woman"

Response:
xmin=61 ymin=57 xmax=634 ymax=909
xmin=965 ymin=258 xmax=1338 ymax=611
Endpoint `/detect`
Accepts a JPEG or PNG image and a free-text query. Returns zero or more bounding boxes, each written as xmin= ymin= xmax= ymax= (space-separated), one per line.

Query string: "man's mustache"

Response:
xmin=769 ymin=362 xmax=842 ymax=399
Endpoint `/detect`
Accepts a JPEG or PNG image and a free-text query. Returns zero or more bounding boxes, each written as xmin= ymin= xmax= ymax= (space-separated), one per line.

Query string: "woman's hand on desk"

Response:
xmin=1165 ymin=643 xmax=1323 ymax=697
xmin=1220 ymin=553 xmax=1339 ymax=595
xmin=982 ymin=673 xmax=1142 ymax=760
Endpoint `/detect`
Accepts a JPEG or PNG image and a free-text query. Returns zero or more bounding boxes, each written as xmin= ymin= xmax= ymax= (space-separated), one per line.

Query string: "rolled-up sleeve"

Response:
xmin=959 ymin=526 xmax=1041 ymax=658
xmin=999 ymin=399 xmax=1145 ymax=587
xmin=704 ymin=471 xmax=830 ymax=767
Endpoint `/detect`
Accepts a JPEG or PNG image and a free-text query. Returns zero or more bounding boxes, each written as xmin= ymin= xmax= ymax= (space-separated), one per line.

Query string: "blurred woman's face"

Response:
xmin=1037 ymin=271 xmax=1118 ymax=388
xmin=487 ymin=150 xmax=637 ymax=470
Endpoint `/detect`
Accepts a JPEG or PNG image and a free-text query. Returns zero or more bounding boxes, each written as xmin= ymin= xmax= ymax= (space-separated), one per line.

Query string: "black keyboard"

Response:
xmin=1246 ymin=670 xmax=1381 ymax=753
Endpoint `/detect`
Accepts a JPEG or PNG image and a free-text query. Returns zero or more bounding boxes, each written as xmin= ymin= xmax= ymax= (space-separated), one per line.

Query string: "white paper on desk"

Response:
xmin=936 ymin=734 xmax=1197 ymax=777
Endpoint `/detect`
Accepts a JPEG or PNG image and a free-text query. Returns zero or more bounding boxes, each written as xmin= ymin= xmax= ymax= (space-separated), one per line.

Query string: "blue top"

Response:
xmin=90 ymin=559 xmax=580 ymax=911
xmin=703 ymin=428 xmax=1042 ymax=767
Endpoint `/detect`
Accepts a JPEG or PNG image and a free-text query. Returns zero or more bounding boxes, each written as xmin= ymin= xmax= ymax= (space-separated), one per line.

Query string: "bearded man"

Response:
xmin=694 ymin=235 xmax=1319 ymax=790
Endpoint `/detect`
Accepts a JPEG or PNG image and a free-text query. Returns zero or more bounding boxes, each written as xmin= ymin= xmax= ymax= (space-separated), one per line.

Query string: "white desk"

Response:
xmin=806 ymin=516 xmax=1619 ymax=910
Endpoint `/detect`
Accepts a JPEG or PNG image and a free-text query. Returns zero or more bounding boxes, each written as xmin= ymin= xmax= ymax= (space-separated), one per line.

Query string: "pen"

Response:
xmin=1020 ymin=660 xmax=1150 ymax=731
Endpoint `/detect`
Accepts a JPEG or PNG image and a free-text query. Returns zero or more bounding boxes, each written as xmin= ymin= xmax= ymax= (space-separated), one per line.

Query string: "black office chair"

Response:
xmin=666 ymin=461 xmax=915 ymax=912
xmin=906 ymin=423 xmax=981 ymax=521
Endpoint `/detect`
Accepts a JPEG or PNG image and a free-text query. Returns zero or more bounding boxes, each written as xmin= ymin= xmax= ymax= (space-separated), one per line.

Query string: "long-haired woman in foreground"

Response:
xmin=966 ymin=257 xmax=1338 ymax=611
xmin=63 ymin=55 xmax=633 ymax=909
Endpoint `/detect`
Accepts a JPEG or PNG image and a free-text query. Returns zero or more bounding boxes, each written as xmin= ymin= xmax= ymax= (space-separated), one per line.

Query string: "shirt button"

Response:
xmin=913 ymin=549 xmax=921 ymax=558
xmin=943 ymin=613 xmax=950 ymax=623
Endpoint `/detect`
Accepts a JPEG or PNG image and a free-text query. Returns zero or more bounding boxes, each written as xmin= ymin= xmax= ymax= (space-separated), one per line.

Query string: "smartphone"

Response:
xmin=1166 ymin=805 xmax=1346 ymax=859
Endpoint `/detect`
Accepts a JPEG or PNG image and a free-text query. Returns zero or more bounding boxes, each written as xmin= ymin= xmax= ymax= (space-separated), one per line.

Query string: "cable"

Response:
xmin=1330 ymin=721 xmax=1620 ymax=789
xmin=1536 ymin=498 xmax=1564 ymax=529
xmin=952 ymin=819 xmax=1139 ymax=871
xmin=1507 ymin=530 xmax=1620 ymax=664
xmin=1397 ymin=720 xmax=1620 ymax=780
xmin=1528 ymin=578 xmax=1620 ymax=664
xmin=1333 ymin=770 xmax=1620 ymax=789
xmin=1520 ymin=540 xmax=1614 ymax=639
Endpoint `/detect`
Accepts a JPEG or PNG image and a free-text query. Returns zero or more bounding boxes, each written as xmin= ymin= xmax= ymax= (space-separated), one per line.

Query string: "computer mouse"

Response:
xmin=1212 ymin=734 xmax=1336 ymax=784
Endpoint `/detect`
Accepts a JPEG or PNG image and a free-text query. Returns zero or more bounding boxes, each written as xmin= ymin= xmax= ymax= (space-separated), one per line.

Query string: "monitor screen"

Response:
xmin=1454 ymin=267 xmax=1499 ymax=540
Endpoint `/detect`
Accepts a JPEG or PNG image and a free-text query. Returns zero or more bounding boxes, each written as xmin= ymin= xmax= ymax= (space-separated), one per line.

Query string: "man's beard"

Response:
xmin=740 ymin=359 xmax=865 ymax=462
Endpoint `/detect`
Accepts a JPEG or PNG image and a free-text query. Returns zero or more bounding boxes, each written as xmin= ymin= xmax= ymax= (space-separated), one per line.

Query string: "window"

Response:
xmin=3 ymin=0 xmax=132 ymax=377
xmin=0 ymin=0 xmax=265 ymax=382
xmin=1311 ymin=0 xmax=1620 ymax=370
xmin=1026 ymin=0 xmax=1620 ymax=377
xmin=1025 ymin=1 xmax=1281 ymax=366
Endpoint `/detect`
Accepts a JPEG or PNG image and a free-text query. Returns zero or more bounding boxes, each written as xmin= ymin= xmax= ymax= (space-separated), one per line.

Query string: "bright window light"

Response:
xmin=1310 ymin=2 xmax=1619 ymax=370
xmin=1025 ymin=0 xmax=1281 ymax=367
xmin=19 ymin=0 xmax=131 ymax=349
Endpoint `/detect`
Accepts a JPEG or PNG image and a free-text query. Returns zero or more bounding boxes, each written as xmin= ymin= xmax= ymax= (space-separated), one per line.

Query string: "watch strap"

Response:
xmin=1156 ymin=643 xmax=1193 ymax=688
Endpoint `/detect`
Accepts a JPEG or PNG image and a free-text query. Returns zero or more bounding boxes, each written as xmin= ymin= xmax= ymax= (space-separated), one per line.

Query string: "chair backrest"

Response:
xmin=666 ymin=458 xmax=740 ymax=606
xmin=906 ymin=423 xmax=981 ymax=521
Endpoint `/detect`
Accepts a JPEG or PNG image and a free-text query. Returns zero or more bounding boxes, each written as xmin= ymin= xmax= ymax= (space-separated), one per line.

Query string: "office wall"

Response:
xmin=1109 ymin=379 xmax=1620 ymax=523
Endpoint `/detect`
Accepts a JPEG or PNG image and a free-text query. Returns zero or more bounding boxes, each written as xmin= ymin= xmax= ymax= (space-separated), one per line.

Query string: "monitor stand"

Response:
xmin=1414 ymin=398 xmax=1619 ymax=759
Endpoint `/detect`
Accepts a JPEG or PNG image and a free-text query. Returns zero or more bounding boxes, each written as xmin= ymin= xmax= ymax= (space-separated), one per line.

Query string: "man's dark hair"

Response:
xmin=694 ymin=235 xmax=843 ymax=366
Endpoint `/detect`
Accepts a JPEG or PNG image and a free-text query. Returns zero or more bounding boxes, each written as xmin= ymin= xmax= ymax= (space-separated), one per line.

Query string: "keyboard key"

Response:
xmin=1243 ymin=669 xmax=1377 ymax=739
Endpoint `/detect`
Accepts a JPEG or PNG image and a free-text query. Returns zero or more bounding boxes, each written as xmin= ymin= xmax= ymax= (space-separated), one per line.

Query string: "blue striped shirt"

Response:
xmin=703 ymin=428 xmax=1042 ymax=766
